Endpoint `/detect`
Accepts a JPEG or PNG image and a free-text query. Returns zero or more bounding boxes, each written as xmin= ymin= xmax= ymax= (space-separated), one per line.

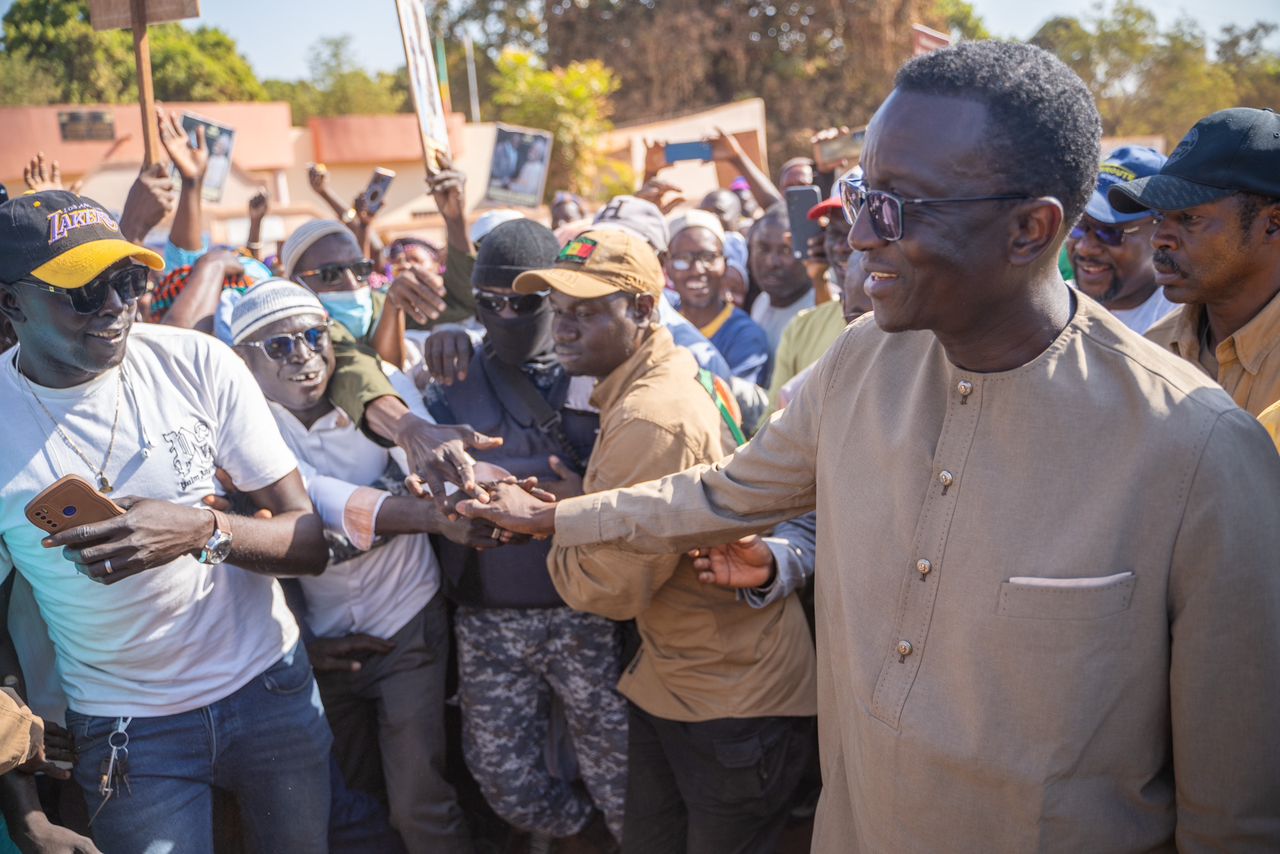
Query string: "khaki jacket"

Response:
xmin=1145 ymin=287 xmax=1280 ymax=417
xmin=549 ymin=327 xmax=816 ymax=723
xmin=556 ymin=296 xmax=1280 ymax=851
xmin=0 ymin=688 xmax=41 ymax=774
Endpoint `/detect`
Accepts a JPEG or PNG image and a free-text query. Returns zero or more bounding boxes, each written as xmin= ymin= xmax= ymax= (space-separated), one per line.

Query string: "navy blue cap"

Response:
xmin=1085 ymin=146 xmax=1166 ymax=224
xmin=1110 ymin=108 xmax=1280 ymax=214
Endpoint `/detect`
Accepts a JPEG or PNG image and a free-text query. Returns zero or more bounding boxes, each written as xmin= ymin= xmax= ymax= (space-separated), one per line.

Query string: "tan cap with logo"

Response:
xmin=513 ymin=229 xmax=664 ymax=299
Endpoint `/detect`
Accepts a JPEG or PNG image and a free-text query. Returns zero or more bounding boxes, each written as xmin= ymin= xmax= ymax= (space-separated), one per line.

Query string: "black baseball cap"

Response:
xmin=1109 ymin=108 xmax=1280 ymax=214
xmin=0 ymin=190 xmax=163 ymax=289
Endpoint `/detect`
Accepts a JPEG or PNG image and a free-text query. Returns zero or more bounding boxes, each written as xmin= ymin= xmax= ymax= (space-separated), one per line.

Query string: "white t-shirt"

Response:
xmin=1110 ymin=288 xmax=1177 ymax=334
xmin=268 ymin=401 xmax=439 ymax=640
xmin=0 ymin=325 xmax=300 ymax=718
xmin=751 ymin=290 xmax=816 ymax=352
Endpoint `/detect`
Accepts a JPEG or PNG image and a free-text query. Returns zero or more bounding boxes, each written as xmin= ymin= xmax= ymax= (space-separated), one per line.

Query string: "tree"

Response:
xmin=1 ymin=0 xmax=265 ymax=104
xmin=1030 ymin=0 xmax=1278 ymax=147
xmin=264 ymin=36 xmax=408 ymax=125
xmin=489 ymin=48 xmax=621 ymax=201
xmin=0 ymin=49 xmax=62 ymax=106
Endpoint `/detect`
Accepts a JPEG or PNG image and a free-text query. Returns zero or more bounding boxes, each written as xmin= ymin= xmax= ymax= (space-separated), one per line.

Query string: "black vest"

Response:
xmin=427 ymin=351 xmax=598 ymax=608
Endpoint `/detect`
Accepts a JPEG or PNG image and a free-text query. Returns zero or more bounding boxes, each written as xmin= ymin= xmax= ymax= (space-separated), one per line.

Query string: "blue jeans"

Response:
xmin=66 ymin=642 xmax=332 ymax=854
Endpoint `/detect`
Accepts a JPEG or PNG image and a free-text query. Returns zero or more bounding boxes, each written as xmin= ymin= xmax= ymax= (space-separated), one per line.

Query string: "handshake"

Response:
xmin=417 ymin=458 xmax=578 ymax=547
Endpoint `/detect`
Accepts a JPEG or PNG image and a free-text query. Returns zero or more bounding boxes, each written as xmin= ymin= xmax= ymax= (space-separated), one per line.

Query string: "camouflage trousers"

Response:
xmin=454 ymin=606 xmax=628 ymax=841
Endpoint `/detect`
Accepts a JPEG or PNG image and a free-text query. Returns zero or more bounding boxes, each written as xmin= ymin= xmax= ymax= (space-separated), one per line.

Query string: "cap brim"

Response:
xmin=808 ymin=199 xmax=843 ymax=221
xmin=1108 ymin=174 xmax=1234 ymax=215
xmin=30 ymin=240 xmax=164 ymax=288
xmin=513 ymin=267 xmax=621 ymax=298
xmin=1084 ymin=189 xmax=1151 ymax=225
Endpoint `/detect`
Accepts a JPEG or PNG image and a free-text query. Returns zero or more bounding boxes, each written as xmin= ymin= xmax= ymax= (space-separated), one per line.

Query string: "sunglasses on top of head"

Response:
xmin=12 ymin=263 xmax=150 ymax=315
xmin=473 ymin=290 xmax=548 ymax=315
xmin=838 ymin=176 xmax=1031 ymax=243
xmin=1068 ymin=220 xmax=1145 ymax=248
xmin=238 ymin=324 xmax=331 ymax=361
xmin=294 ymin=259 xmax=375 ymax=286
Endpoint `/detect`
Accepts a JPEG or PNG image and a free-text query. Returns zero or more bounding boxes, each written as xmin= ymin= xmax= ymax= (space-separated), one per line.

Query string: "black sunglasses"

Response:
xmin=15 ymin=264 xmax=149 ymax=315
xmin=294 ymin=259 xmax=375 ymax=286
xmin=239 ymin=324 xmax=330 ymax=361
xmin=1068 ymin=220 xmax=1143 ymax=248
xmin=473 ymin=290 xmax=548 ymax=315
xmin=839 ymin=176 xmax=1030 ymax=242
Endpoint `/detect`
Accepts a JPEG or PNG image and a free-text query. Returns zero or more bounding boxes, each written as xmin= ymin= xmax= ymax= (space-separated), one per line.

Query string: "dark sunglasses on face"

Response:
xmin=239 ymin=324 xmax=330 ymax=361
xmin=473 ymin=290 xmax=548 ymax=315
xmin=1068 ymin=220 xmax=1143 ymax=248
xmin=294 ymin=259 xmax=375 ymax=286
xmin=15 ymin=264 xmax=149 ymax=315
xmin=838 ymin=176 xmax=1030 ymax=242
xmin=670 ymin=251 xmax=723 ymax=271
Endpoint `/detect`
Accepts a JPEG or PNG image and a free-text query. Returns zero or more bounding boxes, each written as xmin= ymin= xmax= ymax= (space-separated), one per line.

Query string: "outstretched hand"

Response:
xmin=157 ymin=109 xmax=208 ymax=183
xmin=455 ymin=480 xmax=558 ymax=539
xmin=689 ymin=535 xmax=776 ymax=590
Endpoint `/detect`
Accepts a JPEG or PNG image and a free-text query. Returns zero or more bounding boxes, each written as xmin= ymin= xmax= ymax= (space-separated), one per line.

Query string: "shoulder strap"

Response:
xmin=481 ymin=352 xmax=587 ymax=471
xmin=698 ymin=369 xmax=747 ymax=447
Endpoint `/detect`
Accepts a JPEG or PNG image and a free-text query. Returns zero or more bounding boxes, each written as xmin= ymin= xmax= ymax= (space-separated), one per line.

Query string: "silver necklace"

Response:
xmin=19 ymin=364 xmax=124 ymax=494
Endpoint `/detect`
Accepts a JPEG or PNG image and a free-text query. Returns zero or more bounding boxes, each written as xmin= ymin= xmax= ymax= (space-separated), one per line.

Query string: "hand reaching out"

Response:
xmin=689 ymin=535 xmax=777 ymax=589
xmin=307 ymin=163 xmax=331 ymax=196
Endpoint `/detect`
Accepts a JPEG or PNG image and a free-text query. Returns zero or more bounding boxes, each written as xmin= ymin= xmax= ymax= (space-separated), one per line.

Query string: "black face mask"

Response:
xmin=480 ymin=300 xmax=554 ymax=367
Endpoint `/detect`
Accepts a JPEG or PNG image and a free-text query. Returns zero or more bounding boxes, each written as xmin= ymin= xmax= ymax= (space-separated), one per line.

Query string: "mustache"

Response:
xmin=1152 ymin=249 xmax=1182 ymax=275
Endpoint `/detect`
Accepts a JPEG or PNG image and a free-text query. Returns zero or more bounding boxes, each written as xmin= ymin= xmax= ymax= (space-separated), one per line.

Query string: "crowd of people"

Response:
xmin=0 ymin=37 xmax=1276 ymax=854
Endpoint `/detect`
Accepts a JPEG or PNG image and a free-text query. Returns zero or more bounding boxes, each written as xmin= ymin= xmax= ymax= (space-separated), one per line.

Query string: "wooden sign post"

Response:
xmin=394 ymin=0 xmax=452 ymax=176
xmin=88 ymin=0 xmax=201 ymax=166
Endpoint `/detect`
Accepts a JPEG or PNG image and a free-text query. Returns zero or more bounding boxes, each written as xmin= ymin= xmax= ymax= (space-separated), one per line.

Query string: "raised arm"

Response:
xmin=157 ymin=109 xmax=208 ymax=254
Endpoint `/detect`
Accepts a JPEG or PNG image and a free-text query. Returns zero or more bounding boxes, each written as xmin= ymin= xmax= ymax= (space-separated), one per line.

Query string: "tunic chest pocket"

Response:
xmin=997 ymin=571 xmax=1135 ymax=620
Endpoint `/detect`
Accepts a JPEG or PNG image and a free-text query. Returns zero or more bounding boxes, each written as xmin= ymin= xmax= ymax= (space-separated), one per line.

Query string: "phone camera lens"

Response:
xmin=62 ymin=506 xmax=77 ymax=517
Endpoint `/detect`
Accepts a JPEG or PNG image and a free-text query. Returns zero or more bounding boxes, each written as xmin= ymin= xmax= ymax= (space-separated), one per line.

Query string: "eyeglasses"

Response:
xmin=1068 ymin=221 xmax=1143 ymax=248
xmin=239 ymin=324 xmax=330 ymax=361
xmin=670 ymin=251 xmax=723 ymax=271
xmin=15 ymin=264 xmax=149 ymax=315
xmin=838 ymin=176 xmax=1030 ymax=242
xmin=293 ymin=259 xmax=375 ymax=286
xmin=473 ymin=290 xmax=548 ymax=315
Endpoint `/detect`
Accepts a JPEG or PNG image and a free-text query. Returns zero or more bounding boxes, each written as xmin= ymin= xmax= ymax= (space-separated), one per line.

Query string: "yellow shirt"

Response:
xmin=548 ymin=327 xmax=817 ymax=723
xmin=1259 ymin=399 xmax=1280 ymax=452
xmin=766 ymin=299 xmax=848 ymax=414
xmin=1145 ymin=288 xmax=1280 ymax=417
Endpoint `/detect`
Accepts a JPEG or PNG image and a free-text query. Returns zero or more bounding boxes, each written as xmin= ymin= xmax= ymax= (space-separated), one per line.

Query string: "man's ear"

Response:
xmin=1007 ymin=197 xmax=1064 ymax=267
xmin=1264 ymin=201 xmax=1280 ymax=237
xmin=632 ymin=293 xmax=657 ymax=325
xmin=0 ymin=286 xmax=26 ymax=327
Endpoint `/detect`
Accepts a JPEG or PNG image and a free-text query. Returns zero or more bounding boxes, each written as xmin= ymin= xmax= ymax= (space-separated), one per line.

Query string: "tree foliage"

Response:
xmin=1031 ymin=1 xmax=1280 ymax=146
xmin=489 ymin=47 xmax=621 ymax=201
xmin=1 ymin=0 xmax=264 ymax=104
xmin=264 ymin=36 xmax=408 ymax=125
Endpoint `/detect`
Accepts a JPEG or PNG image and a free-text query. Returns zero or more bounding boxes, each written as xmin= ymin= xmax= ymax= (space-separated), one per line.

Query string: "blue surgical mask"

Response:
xmin=318 ymin=286 xmax=373 ymax=338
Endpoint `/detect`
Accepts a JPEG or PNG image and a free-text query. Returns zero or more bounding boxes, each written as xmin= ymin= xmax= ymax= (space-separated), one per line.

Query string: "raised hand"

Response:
xmin=23 ymin=152 xmax=63 ymax=192
xmin=118 ymin=163 xmax=177 ymax=243
xmin=157 ymin=109 xmax=208 ymax=182
xmin=248 ymin=188 xmax=269 ymax=220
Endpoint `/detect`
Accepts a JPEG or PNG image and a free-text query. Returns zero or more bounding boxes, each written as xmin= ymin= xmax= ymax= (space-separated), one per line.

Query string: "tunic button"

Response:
xmin=896 ymin=640 xmax=914 ymax=657
xmin=957 ymin=379 xmax=973 ymax=396
xmin=938 ymin=470 xmax=955 ymax=488
xmin=916 ymin=559 xmax=932 ymax=576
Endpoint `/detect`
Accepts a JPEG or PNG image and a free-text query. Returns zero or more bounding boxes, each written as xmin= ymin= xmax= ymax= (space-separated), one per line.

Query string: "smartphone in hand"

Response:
xmin=25 ymin=475 xmax=124 ymax=535
xmin=664 ymin=141 xmax=715 ymax=164
xmin=785 ymin=186 xmax=823 ymax=261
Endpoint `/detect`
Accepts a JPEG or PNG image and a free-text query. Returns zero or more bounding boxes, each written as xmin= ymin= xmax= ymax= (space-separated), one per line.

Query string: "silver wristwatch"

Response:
xmin=198 ymin=508 xmax=233 ymax=565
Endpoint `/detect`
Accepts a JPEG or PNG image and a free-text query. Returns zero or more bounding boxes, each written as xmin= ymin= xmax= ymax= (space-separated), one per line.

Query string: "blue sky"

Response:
xmin=1 ymin=0 xmax=1274 ymax=81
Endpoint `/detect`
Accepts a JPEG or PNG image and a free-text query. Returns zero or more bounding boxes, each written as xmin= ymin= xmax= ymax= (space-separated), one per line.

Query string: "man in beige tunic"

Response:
xmin=461 ymin=41 xmax=1280 ymax=852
